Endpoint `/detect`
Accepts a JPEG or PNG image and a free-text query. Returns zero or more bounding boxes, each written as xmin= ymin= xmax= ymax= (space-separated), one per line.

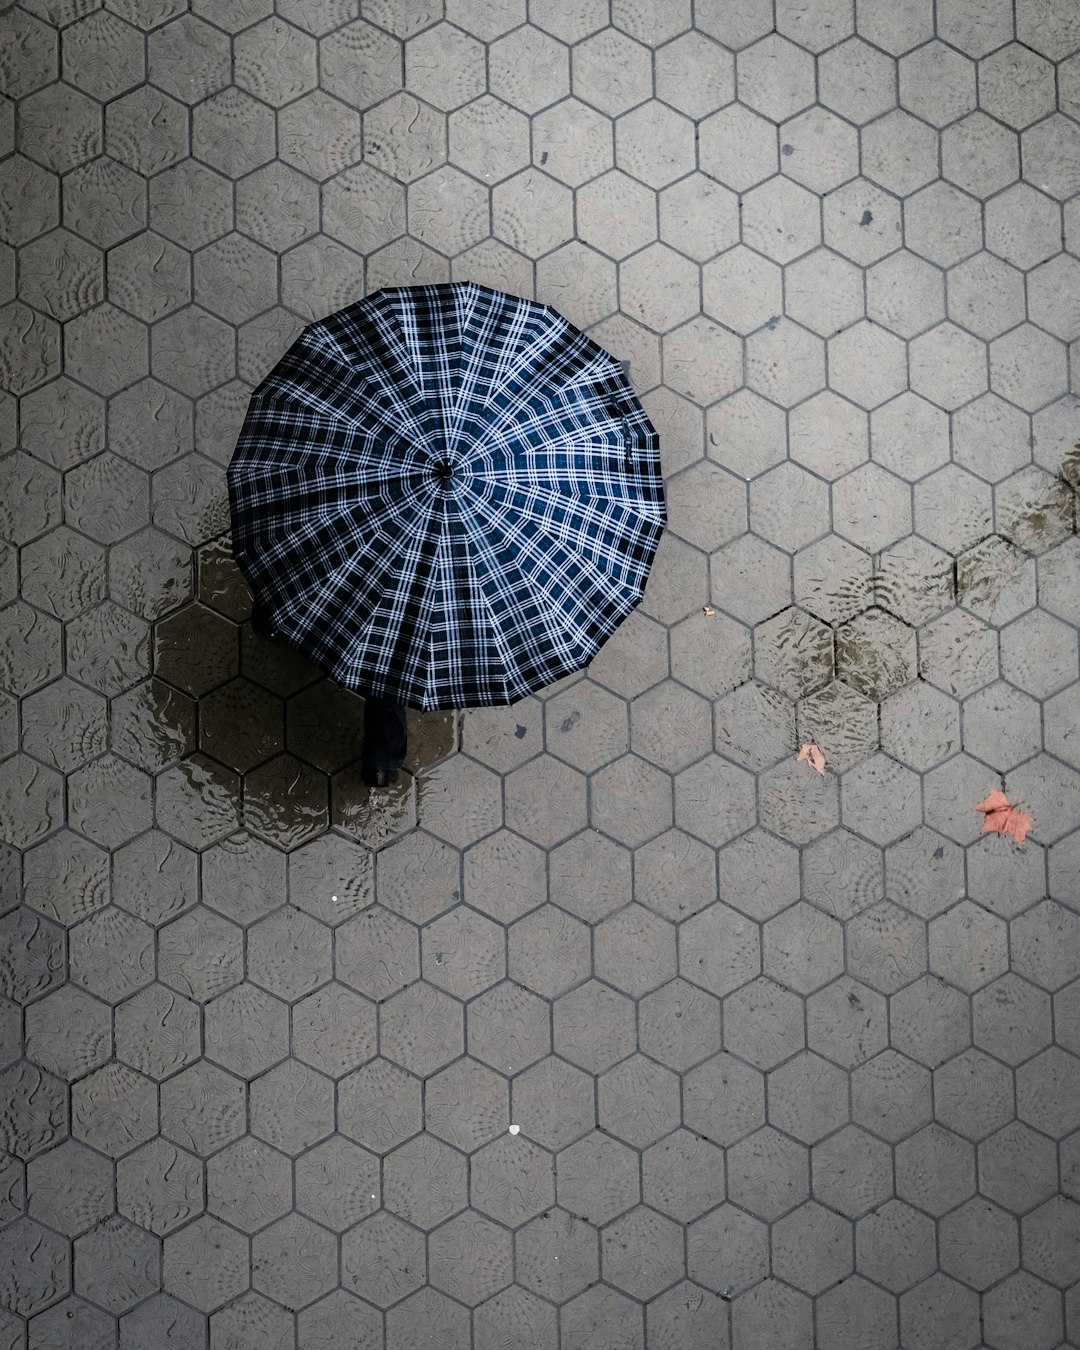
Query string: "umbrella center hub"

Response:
xmin=433 ymin=459 xmax=454 ymax=482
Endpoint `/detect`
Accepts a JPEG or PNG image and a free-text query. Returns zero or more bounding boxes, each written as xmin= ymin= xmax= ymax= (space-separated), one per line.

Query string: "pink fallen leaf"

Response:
xmin=976 ymin=791 xmax=1033 ymax=845
xmin=797 ymin=742 xmax=826 ymax=776
xmin=975 ymin=790 xmax=1010 ymax=815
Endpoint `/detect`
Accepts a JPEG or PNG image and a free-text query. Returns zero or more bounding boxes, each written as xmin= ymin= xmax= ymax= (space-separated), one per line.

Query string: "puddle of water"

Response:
xmin=873 ymin=548 xmax=955 ymax=627
xmin=154 ymin=602 xmax=240 ymax=697
xmin=112 ymin=677 xmax=196 ymax=773
xmin=286 ymin=681 xmax=367 ymax=773
xmin=955 ymin=535 xmax=1033 ymax=625
xmin=1061 ymin=443 xmax=1080 ymax=492
xmin=836 ymin=611 xmax=915 ymax=703
xmin=1000 ymin=476 xmax=1074 ymax=552
xmin=242 ymin=753 xmax=329 ymax=849
xmin=147 ymin=562 xmax=453 ymax=852
xmin=797 ymin=680 xmax=879 ymax=772
xmin=810 ymin=569 xmax=875 ymax=624
xmin=760 ymin=608 xmax=835 ymax=697
xmin=197 ymin=538 xmax=253 ymax=623
xmin=407 ymin=708 xmax=458 ymax=772
xmin=333 ymin=766 xmax=417 ymax=848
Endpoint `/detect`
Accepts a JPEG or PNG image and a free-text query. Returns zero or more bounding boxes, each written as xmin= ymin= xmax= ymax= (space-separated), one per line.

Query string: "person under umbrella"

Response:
xmin=250 ymin=599 xmax=407 ymax=787
xmin=229 ymin=281 xmax=666 ymax=787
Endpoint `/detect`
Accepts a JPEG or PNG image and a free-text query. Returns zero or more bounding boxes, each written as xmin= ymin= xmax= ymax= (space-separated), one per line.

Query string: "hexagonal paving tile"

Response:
xmin=114 ymin=981 xmax=200 ymax=1080
xmin=833 ymin=464 xmax=911 ymax=556
xmin=918 ymin=609 xmax=999 ymax=700
xmin=547 ymin=980 xmax=633 ymax=1077
xmin=380 ymin=1134 xmax=464 ymax=1236
xmin=8 ymin=1 xmax=1080 ymax=1324
xmin=764 ymin=904 xmax=844 ymax=996
xmin=619 ymin=242 xmax=699 ymax=336
xmin=670 ymin=753 xmax=755 ymax=850
xmin=754 ymin=607 xmax=834 ymax=700
xmin=1001 ymin=610 xmax=1079 ymax=699
xmin=922 ymin=752 xmax=1003 ymax=849
xmin=774 ymin=1205 xmax=854 ymax=1305
xmin=750 ymin=463 xmax=829 ymax=554
xmin=21 ymin=680 xmax=106 ymax=777
xmin=23 ymin=1141 xmax=109 ymax=1257
xmin=979 ymin=1121 xmax=1058 ymax=1220
xmin=697 ymin=100 xmax=777 ymax=191
xmin=160 ymin=1213 xmax=248 ymax=1315
xmin=822 ymin=178 xmax=901 ymax=268
xmin=709 ymin=539 xmax=791 ymax=633
xmin=794 ymin=537 xmax=871 ymax=629
xmin=72 ymin=1214 xmax=160 ymax=1315
xmin=657 ymin=173 xmax=735 ymax=265
xmin=543 ymin=679 xmax=629 ymax=773
xmin=703 ymin=245 xmax=782 ymax=335
xmin=743 ymin=177 xmax=821 ymax=266
xmin=864 ymin=253 xmax=943 ymax=347
xmin=790 ymin=273 xmax=865 ymax=369
xmin=629 ymin=680 xmax=711 ymax=774
xmin=936 ymin=1047 xmax=1015 ymax=1142
xmin=727 ymin=1124 xmax=811 ymax=1224
xmin=973 ymin=972 xmax=1052 ymax=1067
xmin=0 ymin=301 xmax=62 ymax=394
xmin=721 ymin=978 xmax=805 ymax=1076
xmin=22 ymin=828 xmax=109 ymax=931
xmin=662 ymin=317 xmax=741 ymax=409
xmin=688 ymin=1202 xmax=769 ymax=1297
xmin=500 ymin=753 xmax=585 ymax=847
xmin=428 ymin=1209 xmax=513 ymax=1308
xmin=488 ymin=25 xmax=568 ymax=114
xmin=793 ymin=680 xmax=874 ymax=777
xmin=492 ymin=167 xmax=572 ymax=260
xmin=745 ymin=318 xmax=826 ymax=409
xmin=0 ymin=1216 xmax=72 ymax=1319
xmin=117 ymin=1133 xmax=204 ymax=1241
xmin=807 ymin=976 xmax=887 ymax=1077
xmin=836 ymin=607 xmax=915 ymax=702
xmin=880 ymin=681 xmax=959 ymax=772
xmin=829 ymin=322 xmax=906 ymax=415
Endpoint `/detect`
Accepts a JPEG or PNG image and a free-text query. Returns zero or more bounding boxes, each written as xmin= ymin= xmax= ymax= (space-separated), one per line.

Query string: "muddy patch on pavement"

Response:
xmin=836 ymin=608 xmax=917 ymax=703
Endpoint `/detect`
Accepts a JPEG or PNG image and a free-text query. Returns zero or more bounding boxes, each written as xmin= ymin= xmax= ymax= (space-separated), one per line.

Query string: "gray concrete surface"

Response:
xmin=2 ymin=0 xmax=1080 ymax=1346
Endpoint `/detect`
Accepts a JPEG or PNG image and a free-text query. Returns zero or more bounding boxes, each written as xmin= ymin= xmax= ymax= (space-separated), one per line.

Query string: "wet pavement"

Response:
xmin=2 ymin=1 xmax=1080 ymax=1347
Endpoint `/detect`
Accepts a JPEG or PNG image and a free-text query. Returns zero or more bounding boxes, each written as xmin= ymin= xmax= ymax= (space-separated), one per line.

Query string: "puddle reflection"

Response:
xmin=148 ymin=534 xmax=458 ymax=852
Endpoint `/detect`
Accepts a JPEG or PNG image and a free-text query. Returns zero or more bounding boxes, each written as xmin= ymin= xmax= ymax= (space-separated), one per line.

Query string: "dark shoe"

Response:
xmin=251 ymin=601 xmax=276 ymax=641
xmin=361 ymin=765 xmax=399 ymax=788
xmin=363 ymin=697 xmax=408 ymax=777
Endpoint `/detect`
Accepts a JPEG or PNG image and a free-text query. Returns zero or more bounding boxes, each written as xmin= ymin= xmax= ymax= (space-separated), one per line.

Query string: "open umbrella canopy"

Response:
xmin=228 ymin=281 xmax=665 ymax=711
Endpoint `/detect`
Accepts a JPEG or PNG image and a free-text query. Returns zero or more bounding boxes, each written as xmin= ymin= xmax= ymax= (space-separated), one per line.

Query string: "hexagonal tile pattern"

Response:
xmin=4 ymin=3 xmax=1080 ymax=1332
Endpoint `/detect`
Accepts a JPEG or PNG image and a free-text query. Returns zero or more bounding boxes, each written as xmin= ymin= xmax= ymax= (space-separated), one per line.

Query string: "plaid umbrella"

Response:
xmin=228 ymin=281 xmax=665 ymax=711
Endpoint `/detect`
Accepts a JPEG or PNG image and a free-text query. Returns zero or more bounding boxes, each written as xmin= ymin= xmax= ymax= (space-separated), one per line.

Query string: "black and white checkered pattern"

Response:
xmin=228 ymin=281 xmax=666 ymax=711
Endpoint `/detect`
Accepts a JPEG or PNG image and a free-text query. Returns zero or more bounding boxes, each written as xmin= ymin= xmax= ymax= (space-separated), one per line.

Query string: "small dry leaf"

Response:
xmin=703 ymin=606 xmax=715 ymax=617
xmin=976 ymin=790 xmax=1033 ymax=845
xmin=797 ymin=742 xmax=826 ymax=776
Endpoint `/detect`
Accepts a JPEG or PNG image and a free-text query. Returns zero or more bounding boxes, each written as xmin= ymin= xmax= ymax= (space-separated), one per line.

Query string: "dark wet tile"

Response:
xmin=286 ymin=680 xmax=367 ymax=773
xmin=154 ymin=602 xmax=239 ymax=697
xmin=244 ymin=752 xmax=329 ymax=848
xmin=199 ymin=677 xmax=285 ymax=772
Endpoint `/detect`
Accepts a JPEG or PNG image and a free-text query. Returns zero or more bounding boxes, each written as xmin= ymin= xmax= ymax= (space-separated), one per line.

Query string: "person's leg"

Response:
xmin=362 ymin=696 xmax=408 ymax=786
xmin=250 ymin=599 xmax=276 ymax=640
